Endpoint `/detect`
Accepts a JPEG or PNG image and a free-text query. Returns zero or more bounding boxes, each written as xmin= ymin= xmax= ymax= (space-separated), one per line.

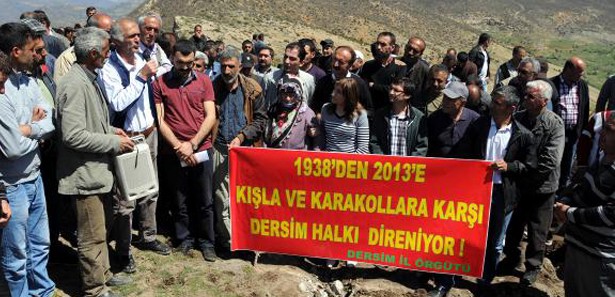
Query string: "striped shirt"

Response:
xmin=565 ymin=159 xmax=615 ymax=258
xmin=389 ymin=108 xmax=410 ymax=156
xmin=320 ymin=103 xmax=369 ymax=154
xmin=558 ymin=75 xmax=580 ymax=128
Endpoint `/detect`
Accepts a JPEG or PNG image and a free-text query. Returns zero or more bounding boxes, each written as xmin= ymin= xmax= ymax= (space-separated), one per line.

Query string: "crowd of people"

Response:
xmin=0 ymin=6 xmax=614 ymax=297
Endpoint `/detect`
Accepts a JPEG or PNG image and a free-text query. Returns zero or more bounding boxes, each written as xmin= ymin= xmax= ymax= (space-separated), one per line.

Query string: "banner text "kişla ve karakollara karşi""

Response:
xmin=229 ymin=148 xmax=493 ymax=278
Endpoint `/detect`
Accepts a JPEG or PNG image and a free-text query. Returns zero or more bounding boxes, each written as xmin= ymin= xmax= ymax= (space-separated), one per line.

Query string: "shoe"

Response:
xmin=201 ymin=248 xmax=218 ymax=262
xmin=497 ymin=256 xmax=521 ymax=275
xmin=105 ymin=274 xmax=133 ymax=287
xmin=427 ymin=286 xmax=450 ymax=297
xmin=521 ymin=268 xmax=540 ymax=285
xmin=98 ymin=291 xmax=122 ymax=297
xmin=177 ymin=240 xmax=194 ymax=255
xmin=138 ymin=239 xmax=171 ymax=255
xmin=119 ymin=254 xmax=137 ymax=274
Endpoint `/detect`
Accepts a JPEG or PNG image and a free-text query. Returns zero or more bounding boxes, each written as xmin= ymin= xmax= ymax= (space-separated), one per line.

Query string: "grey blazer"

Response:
xmin=55 ymin=64 xmax=121 ymax=196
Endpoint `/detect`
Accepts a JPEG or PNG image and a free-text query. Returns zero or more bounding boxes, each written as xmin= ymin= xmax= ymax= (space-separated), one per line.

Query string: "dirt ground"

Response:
xmin=0 ymin=233 xmax=565 ymax=297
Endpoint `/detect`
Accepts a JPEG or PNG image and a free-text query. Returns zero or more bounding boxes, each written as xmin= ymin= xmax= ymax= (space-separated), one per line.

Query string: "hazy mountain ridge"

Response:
xmin=0 ymin=0 xmax=144 ymax=27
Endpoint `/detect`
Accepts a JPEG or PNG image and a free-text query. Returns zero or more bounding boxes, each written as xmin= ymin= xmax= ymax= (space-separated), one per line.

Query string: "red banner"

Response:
xmin=230 ymin=147 xmax=493 ymax=278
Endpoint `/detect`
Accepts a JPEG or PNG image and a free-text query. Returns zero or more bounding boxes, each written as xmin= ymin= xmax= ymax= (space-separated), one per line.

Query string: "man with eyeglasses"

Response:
xmin=311 ymin=46 xmax=372 ymax=117
xmin=98 ymin=18 xmax=170 ymax=273
xmin=211 ymin=46 xmax=267 ymax=258
xmin=154 ymin=39 xmax=218 ymax=262
xmin=138 ymin=13 xmax=172 ymax=76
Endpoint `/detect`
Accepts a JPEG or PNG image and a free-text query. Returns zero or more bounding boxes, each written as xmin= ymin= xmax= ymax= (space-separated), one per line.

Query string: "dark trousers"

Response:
xmin=159 ymin=149 xmax=215 ymax=249
xmin=504 ymin=192 xmax=555 ymax=270
xmin=560 ymin=128 xmax=579 ymax=188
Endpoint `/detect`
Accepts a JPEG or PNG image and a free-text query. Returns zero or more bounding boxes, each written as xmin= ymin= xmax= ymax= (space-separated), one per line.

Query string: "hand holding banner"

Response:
xmin=230 ymin=147 xmax=493 ymax=278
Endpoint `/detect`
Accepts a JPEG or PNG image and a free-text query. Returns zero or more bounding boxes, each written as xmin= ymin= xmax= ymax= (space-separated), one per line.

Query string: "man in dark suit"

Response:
xmin=550 ymin=57 xmax=590 ymax=189
xmin=457 ymin=86 xmax=535 ymax=295
xmin=469 ymin=33 xmax=492 ymax=91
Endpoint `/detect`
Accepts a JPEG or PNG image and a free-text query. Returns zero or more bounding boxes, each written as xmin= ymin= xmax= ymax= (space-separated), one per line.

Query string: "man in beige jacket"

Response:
xmin=55 ymin=27 xmax=134 ymax=297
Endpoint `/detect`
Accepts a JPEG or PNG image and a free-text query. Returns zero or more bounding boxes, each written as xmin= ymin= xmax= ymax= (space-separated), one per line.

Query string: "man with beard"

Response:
xmin=154 ymin=39 xmax=218 ymax=262
xmin=211 ymin=46 xmax=267 ymax=256
xmin=310 ymin=46 xmax=372 ymax=117
xmin=138 ymin=12 xmax=172 ymax=76
xmin=255 ymin=46 xmax=278 ymax=107
xmin=402 ymin=36 xmax=430 ymax=96
xmin=414 ymin=64 xmax=449 ymax=115
xmin=360 ymin=32 xmax=406 ymax=111
xmin=0 ymin=22 xmax=56 ymax=297
xmin=99 ymin=18 xmax=170 ymax=274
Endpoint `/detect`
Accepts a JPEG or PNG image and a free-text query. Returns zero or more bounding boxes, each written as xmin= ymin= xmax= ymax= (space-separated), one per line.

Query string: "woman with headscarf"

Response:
xmin=264 ymin=79 xmax=317 ymax=149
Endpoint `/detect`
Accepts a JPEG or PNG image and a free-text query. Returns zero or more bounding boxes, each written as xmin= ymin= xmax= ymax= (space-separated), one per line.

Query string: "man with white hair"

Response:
xmin=56 ymin=26 xmax=135 ymax=297
xmin=502 ymin=80 xmax=565 ymax=286
xmin=138 ymin=12 xmax=172 ymax=76
xmin=193 ymin=51 xmax=208 ymax=73
xmin=98 ymin=17 xmax=170 ymax=275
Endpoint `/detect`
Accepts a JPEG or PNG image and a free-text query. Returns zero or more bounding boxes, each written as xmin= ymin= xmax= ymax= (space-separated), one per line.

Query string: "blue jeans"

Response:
xmin=481 ymin=184 xmax=513 ymax=283
xmin=0 ymin=176 xmax=55 ymax=297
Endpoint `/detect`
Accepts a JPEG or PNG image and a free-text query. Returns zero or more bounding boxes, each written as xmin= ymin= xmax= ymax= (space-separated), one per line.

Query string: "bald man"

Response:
xmin=402 ymin=37 xmax=430 ymax=96
xmin=54 ymin=13 xmax=113 ymax=81
xmin=550 ymin=56 xmax=590 ymax=189
xmin=466 ymin=83 xmax=491 ymax=116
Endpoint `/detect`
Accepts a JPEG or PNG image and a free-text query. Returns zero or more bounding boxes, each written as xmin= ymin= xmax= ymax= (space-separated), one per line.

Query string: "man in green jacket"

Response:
xmin=56 ymin=27 xmax=134 ymax=297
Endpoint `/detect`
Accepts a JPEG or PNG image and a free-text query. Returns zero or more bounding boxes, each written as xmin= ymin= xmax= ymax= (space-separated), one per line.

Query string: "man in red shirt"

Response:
xmin=153 ymin=39 xmax=218 ymax=262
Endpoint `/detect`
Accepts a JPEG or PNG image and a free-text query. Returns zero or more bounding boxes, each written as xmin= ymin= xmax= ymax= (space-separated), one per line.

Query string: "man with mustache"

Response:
xmin=211 ymin=46 xmax=267 ymax=257
xmin=98 ymin=18 xmax=169 ymax=274
xmin=360 ymin=32 xmax=407 ymax=111
xmin=154 ymin=39 xmax=218 ymax=262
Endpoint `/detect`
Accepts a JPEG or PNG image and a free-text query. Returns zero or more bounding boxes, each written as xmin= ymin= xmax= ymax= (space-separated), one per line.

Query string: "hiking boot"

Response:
xmin=105 ymin=274 xmax=132 ymax=287
xmin=138 ymin=239 xmax=171 ymax=255
xmin=201 ymin=248 xmax=218 ymax=262
xmin=119 ymin=254 xmax=136 ymax=274
xmin=177 ymin=240 xmax=194 ymax=255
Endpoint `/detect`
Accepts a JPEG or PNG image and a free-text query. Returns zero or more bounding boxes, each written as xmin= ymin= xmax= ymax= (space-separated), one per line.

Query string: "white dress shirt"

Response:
xmin=99 ymin=51 xmax=154 ymax=132
xmin=485 ymin=119 xmax=512 ymax=184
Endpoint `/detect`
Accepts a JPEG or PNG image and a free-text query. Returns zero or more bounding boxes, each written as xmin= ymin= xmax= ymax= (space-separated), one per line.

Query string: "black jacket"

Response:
xmin=311 ymin=73 xmax=373 ymax=115
xmin=469 ymin=45 xmax=491 ymax=78
xmin=457 ymin=116 xmax=536 ymax=213
xmin=369 ymin=105 xmax=428 ymax=156
xmin=550 ymin=75 xmax=590 ymax=137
